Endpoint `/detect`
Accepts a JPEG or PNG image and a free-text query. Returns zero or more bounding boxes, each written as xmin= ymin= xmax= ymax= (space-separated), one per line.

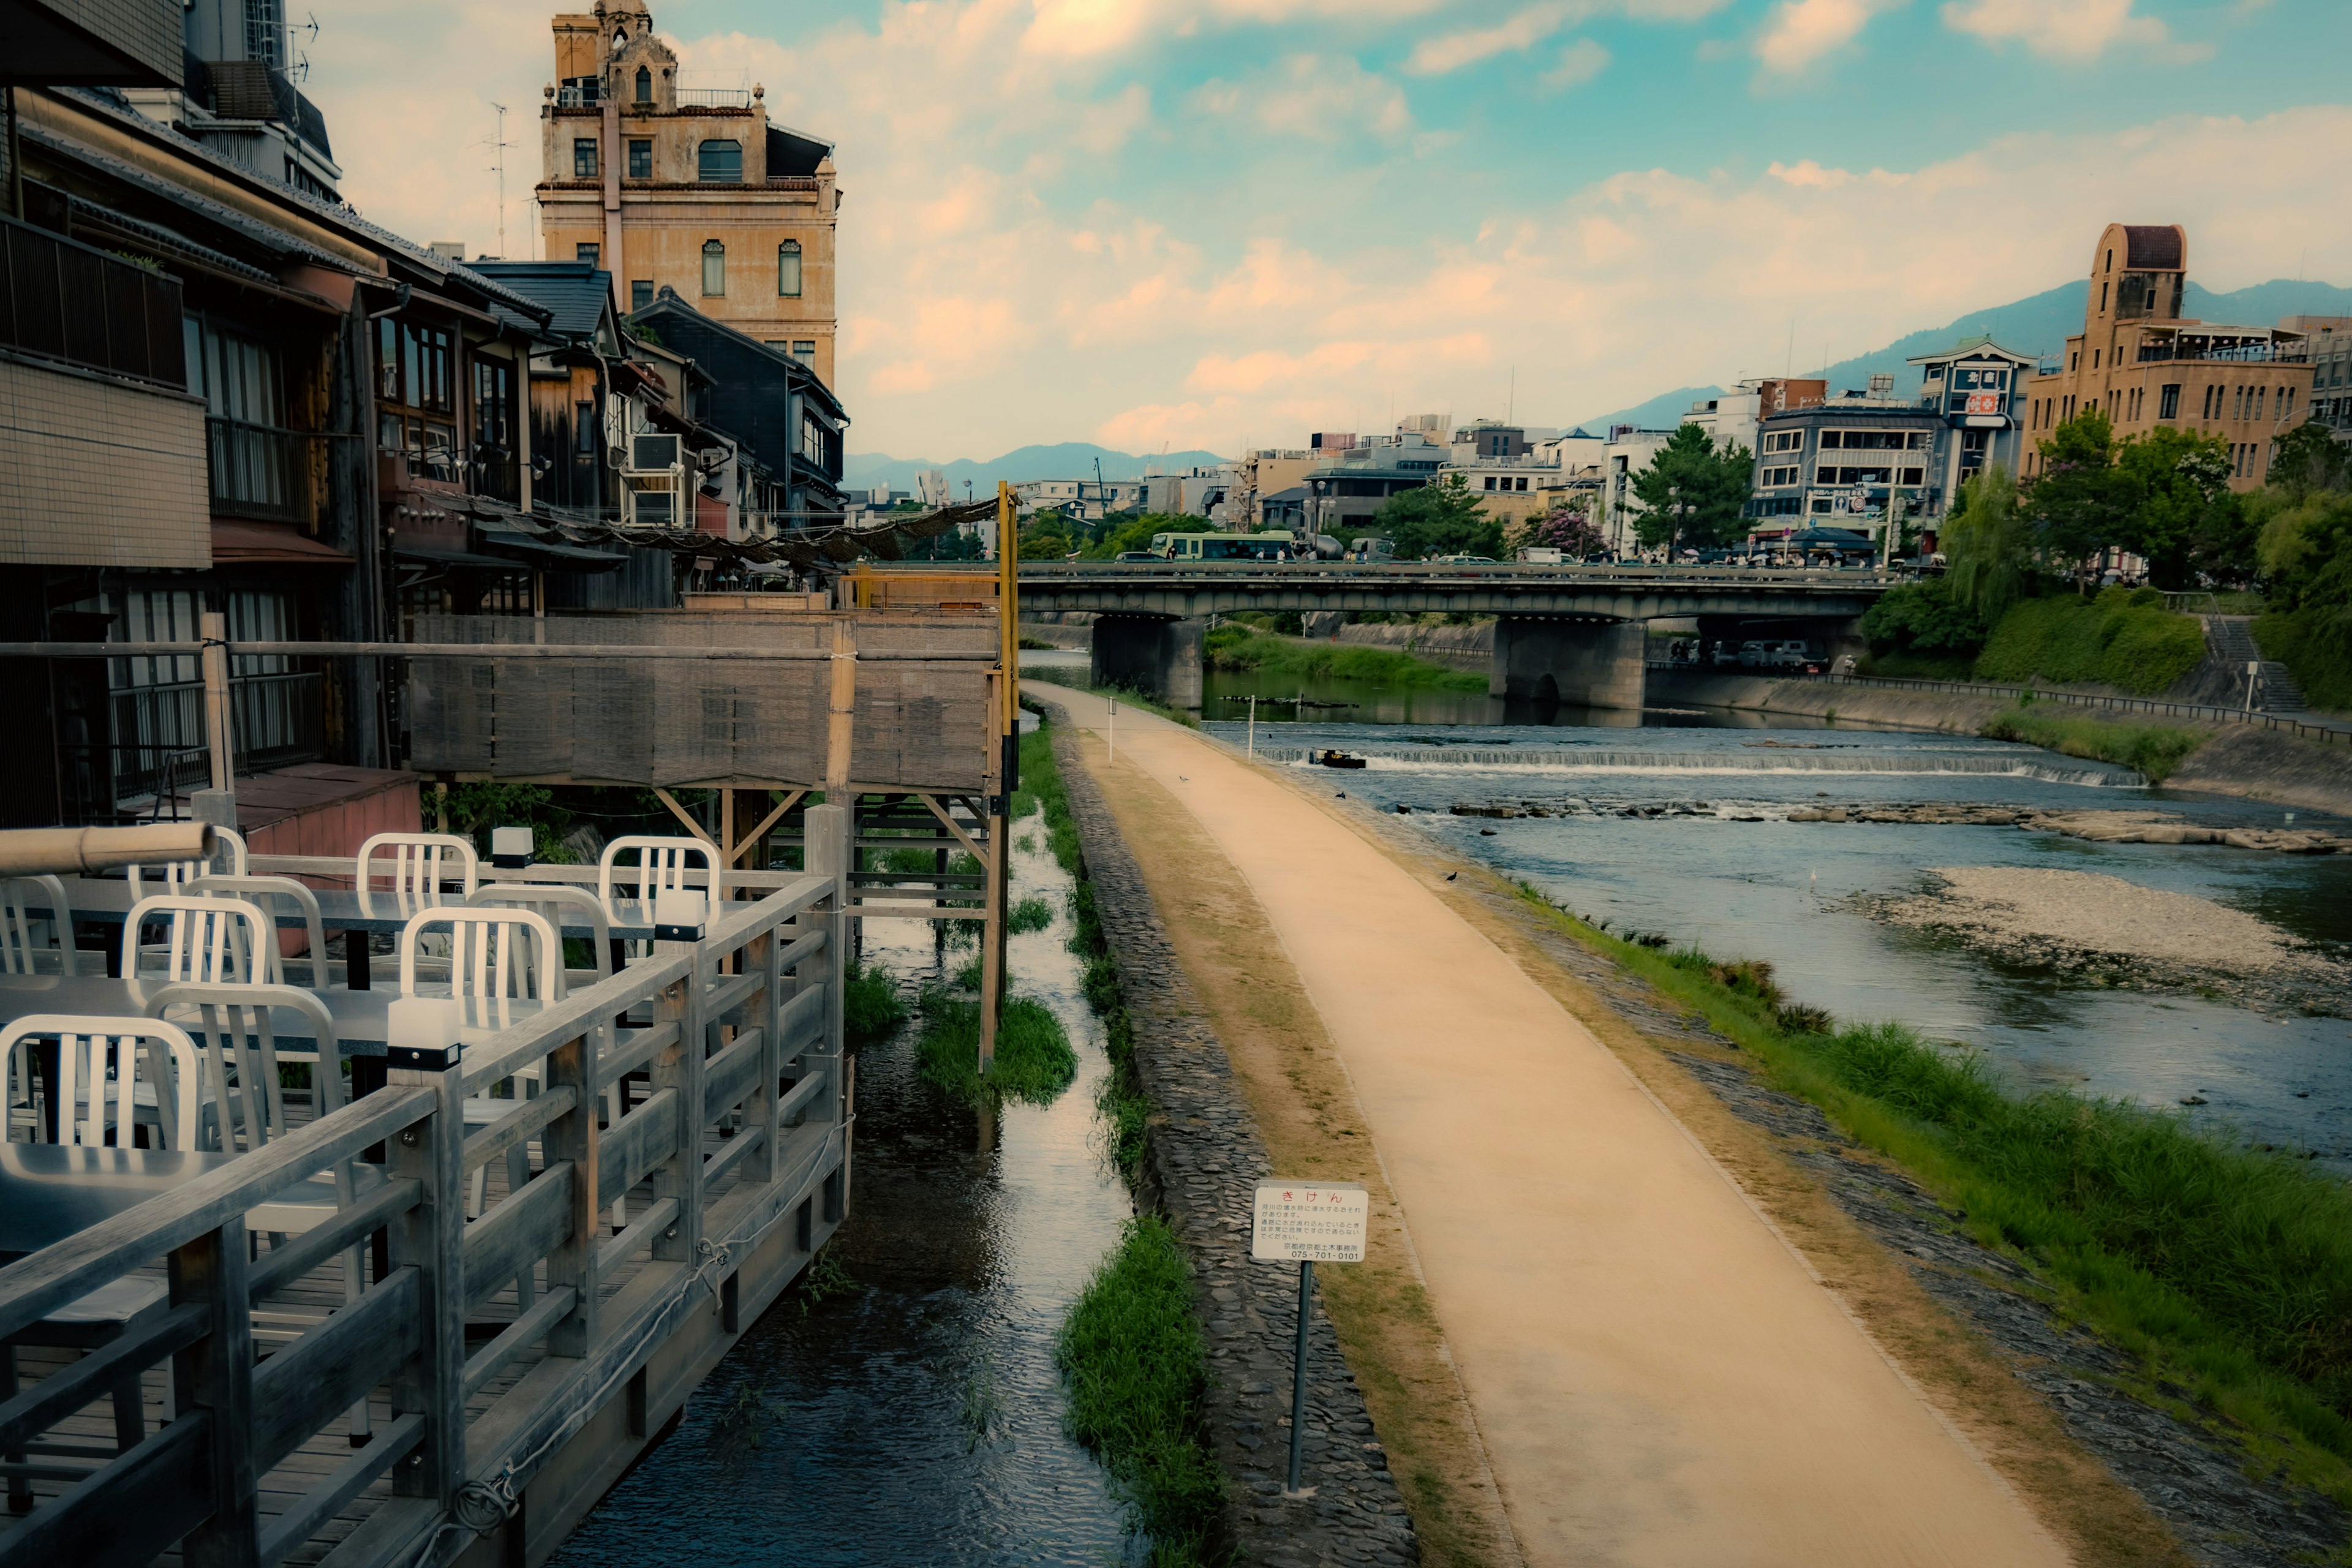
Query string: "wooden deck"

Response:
xmin=0 ymin=818 xmax=859 ymax=1568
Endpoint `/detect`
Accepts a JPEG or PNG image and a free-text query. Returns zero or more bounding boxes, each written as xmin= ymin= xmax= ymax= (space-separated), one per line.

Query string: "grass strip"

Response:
xmin=1203 ymin=625 xmax=1487 ymax=692
xmin=1058 ymin=1215 xmax=1224 ymax=1562
xmin=914 ymin=987 xmax=1076 ymax=1107
xmin=1516 ymin=882 xmax=2352 ymax=1507
xmin=1008 ymin=895 xmax=1054 ymax=933
xmin=843 ymin=960 xmax=908 ymax=1046
xmin=1021 ymin=668 xmax=1200 ymax=726
xmin=1980 ymin=701 xmax=2207 ymax=782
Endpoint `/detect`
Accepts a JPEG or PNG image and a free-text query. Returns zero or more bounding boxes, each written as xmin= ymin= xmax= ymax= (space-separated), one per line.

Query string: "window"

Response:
xmin=2279 ymin=386 xmax=2293 ymax=420
xmin=2159 ymin=383 xmax=2180 ymax=421
xmin=2253 ymin=386 xmax=2266 ymax=420
xmin=2092 ymin=349 xmax=2100 ymax=369
xmin=631 ymin=279 xmax=654 ymax=312
xmin=702 ymin=239 xmax=726 ymax=296
xmin=573 ymin=138 xmax=598 ymax=178
xmin=1762 ymin=429 xmax=1802 ymax=454
xmin=576 ymin=401 xmax=597 ymax=456
xmin=627 ymin=139 xmax=652 ymax=179
xmin=372 ymin=317 xmax=456 ymax=477
xmin=186 ymin=317 xmax=285 ymax=426
xmin=777 ymin=239 xmax=802 ymax=297
xmin=576 ymin=242 xmax=600 ymax=267
xmin=698 ymin=140 xmax=743 ymax=183
xmin=1761 ymin=465 xmax=1800 ymax=488
xmin=2099 ymin=282 xmax=2108 ymax=313
xmin=792 ymin=341 xmax=815 ymax=366
xmin=1482 ymin=476 xmax=1496 ymax=491
xmin=635 ymin=66 xmax=652 ymax=103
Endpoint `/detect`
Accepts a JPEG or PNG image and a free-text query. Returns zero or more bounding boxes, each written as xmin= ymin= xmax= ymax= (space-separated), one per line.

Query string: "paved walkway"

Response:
xmin=1045 ymin=687 xmax=2069 ymax=1568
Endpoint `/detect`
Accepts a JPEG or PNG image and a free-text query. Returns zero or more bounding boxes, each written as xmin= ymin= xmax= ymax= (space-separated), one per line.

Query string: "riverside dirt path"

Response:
xmin=1046 ymin=687 xmax=2069 ymax=1568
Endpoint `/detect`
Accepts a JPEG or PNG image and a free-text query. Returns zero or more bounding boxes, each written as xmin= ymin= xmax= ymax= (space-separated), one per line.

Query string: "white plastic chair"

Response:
xmin=0 ymin=1015 xmax=200 ymax=1152
xmin=0 ymin=875 xmax=79 ymax=976
xmin=141 ymin=982 xmax=372 ymax=1438
xmin=598 ymin=836 xmax=713 ymax=959
xmin=0 ymin=1017 xmax=201 ymax=1482
xmin=401 ymin=907 xmax=566 ymax=1222
xmin=128 ymin=825 xmax=247 ymax=899
xmin=191 ymin=873 xmax=333 ymax=990
xmin=120 ymin=894 xmax=276 ymax=986
xmin=356 ymin=832 xmax=479 ymax=919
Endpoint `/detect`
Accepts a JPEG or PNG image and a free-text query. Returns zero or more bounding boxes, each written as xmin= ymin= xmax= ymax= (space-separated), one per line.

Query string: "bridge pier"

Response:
xmin=1490 ymin=618 xmax=1647 ymax=710
xmin=1091 ymin=616 xmax=1204 ymax=708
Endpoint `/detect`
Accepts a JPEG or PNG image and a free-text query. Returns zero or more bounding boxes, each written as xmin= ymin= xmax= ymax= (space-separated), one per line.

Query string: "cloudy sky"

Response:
xmin=311 ymin=0 xmax=2352 ymax=459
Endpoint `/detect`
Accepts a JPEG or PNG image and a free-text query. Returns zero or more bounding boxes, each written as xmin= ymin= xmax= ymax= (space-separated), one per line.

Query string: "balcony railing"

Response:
xmin=100 ymin=670 xmax=325 ymax=807
xmin=206 ymin=415 xmax=315 ymax=523
xmin=0 ymin=213 xmax=186 ymax=388
xmin=2136 ymin=341 xmax=2310 ymax=366
xmin=675 ymin=86 xmax=751 ymax=108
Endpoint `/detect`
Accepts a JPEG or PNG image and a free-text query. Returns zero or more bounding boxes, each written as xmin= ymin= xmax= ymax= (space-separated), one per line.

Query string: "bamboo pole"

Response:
xmin=978 ymin=668 xmax=1004 ymax=1077
xmin=200 ymin=609 xmax=233 ymax=794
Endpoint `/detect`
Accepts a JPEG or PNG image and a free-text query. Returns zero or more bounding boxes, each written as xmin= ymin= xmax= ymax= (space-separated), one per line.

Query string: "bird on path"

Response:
xmin=1446 ymin=872 xmax=1458 ymax=881
xmin=1335 ymin=791 xmax=1346 ymax=798
xmin=1178 ymin=775 xmax=1188 ymax=782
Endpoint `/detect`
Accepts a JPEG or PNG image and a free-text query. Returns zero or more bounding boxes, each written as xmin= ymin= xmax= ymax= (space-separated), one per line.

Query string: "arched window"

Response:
xmin=697 ymin=139 xmax=742 ymax=183
xmin=635 ymin=66 xmax=652 ymax=103
xmin=702 ymin=239 xmax=726 ymax=296
xmin=777 ymin=240 xmax=802 ymax=298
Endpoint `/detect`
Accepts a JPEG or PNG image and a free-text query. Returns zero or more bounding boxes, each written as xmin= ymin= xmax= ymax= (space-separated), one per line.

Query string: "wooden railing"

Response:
xmin=0 ymin=808 xmax=850 ymax=1568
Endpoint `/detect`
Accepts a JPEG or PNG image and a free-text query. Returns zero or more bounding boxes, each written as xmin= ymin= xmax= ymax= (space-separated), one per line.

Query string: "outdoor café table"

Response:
xmin=0 ymin=1143 xmax=238 ymax=1265
xmin=28 ymin=880 xmax=660 ymax=990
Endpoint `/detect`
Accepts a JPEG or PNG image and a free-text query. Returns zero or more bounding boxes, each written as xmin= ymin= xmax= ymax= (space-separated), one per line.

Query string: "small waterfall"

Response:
xmin=1283 ymin=748 xmax=2144 ymax=788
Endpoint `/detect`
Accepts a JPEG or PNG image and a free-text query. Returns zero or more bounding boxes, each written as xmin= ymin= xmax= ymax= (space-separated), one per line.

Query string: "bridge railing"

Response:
xmin=1016 ymin=561 xmax=1904 ymax=588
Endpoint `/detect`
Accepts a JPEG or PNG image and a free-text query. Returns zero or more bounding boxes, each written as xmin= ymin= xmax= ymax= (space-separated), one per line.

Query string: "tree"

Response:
xmin=2112 ymin=424 xmax=2234 ymax=587
xmin=1514 ymin=495 xmax=1605 ymax=558
xmin=1370 ymin=473 xmax=1504 ymax=559
xmin=1945 ymin=464 xmax=2032 ymax=624
xmin=2022 ymin=407 xmax=2135 ymax=576
xmin=1628 ymin=424 xmax=1751 ymax=554
xmin=2269 ymin=420 xmax=2350 ymax=498
xmin=1859 ymin=578 xmax=1987 ymax=660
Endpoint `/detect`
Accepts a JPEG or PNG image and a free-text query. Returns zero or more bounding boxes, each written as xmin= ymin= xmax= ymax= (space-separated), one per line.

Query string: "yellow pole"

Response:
xmin=998 ymin=481 xmax=1018 ymax=715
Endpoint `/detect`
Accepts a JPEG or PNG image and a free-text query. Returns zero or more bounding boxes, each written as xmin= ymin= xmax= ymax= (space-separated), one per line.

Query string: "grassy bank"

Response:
xmin=1980 ymin=702 xmax=2209 ymax=782
xmin=1058 ymin=1216 xmax=1223 ymax=1559
xmin=1203 ymin=625 xmax=1486 ymax=692
xmin=1022 ymin=706 xmax=1219 ymax=1558
xmin=843 ymin=960 xmax=908 ymax=1045
xmin=1973 ymin=588 xmax=2207 ymax=695
xmin=1517 ymin=887 xmax=2352 ymax=1511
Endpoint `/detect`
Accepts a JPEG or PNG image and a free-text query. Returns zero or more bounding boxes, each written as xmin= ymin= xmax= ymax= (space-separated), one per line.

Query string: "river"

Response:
xmin=1194 ymin=669 xmax=2352 ymax=1174
xmin=548 ymin=824 xmax=1143 ymax=1566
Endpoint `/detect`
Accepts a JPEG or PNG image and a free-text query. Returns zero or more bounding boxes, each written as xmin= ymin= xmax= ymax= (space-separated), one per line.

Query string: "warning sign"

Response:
xmin=1251 ymin=1181 xmax=1370 ymax=1263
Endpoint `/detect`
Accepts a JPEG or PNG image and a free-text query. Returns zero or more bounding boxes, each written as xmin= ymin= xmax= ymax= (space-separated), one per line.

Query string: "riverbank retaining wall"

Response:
xmin=1327 ymin=620 xmax=1494 ymax=673
xmin=1042 ymin=701 xmax=1422 ymax=1568
xmin=1651 ymin=669 xmax=2352 ymax=816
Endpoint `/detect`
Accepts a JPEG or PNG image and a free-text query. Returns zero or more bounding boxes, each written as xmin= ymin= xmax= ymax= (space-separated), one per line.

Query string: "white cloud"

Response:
xmin=1754 ymin=0 xmax=1906 ymax=74
xmin=1543 ymin=37 xmax=1612 ymax=89
xmin=1406 ymin=3 xmax=1583 ymax=74
xmin=1192 ymin=56 xmax=1414 ymax=143
xmin=1941 ymin=0 xmax=2206 ymax=61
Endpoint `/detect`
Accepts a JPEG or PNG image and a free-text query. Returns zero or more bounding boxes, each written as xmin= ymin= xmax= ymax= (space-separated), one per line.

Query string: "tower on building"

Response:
xmin=537 ymin=1 xmax=840 ymax=385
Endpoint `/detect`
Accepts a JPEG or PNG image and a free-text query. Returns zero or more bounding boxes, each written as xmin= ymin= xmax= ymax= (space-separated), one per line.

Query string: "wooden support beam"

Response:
xmin=735 ymin=790 xmax=804 ymax=863
xmin=652 ymin=788 xmax=718 ymax=847
xmin=918 ymin=793 xmax=984 ymax=865
xmin=825 ymin=619 xmax=857 ymax=796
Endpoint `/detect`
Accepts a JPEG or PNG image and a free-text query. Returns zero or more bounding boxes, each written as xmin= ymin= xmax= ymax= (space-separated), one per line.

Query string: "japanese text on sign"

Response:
xmin=1251 ymin=1180 xmax=1370 ymax=1263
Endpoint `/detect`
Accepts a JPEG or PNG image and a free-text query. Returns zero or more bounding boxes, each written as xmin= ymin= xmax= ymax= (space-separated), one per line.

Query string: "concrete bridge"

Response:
xmin=1015 ymin=562 xmax=1896 ymax=709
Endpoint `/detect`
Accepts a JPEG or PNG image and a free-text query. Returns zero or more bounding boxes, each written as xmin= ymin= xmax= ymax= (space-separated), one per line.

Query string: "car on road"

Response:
xmin=1431 ymin=554 xmax=1498 ymax=565
xmin=1343 ymin=537 xmax=1396 ymax=563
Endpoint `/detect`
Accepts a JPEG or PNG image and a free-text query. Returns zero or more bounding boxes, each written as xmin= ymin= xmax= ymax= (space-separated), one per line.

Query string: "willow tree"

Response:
xmin=1945 ymin=464 xmax=2030 ymax=624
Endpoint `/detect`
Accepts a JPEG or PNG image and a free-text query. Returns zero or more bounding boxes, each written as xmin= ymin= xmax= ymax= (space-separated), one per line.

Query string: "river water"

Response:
xmin=1196 ymin=669 xmax=2352 ymax=1174
xmin=548 ymin=826 xmax=1142 ymax=1566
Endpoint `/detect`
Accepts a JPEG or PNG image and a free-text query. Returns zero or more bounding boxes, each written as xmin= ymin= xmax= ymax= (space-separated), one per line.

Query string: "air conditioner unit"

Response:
xmin=631 ymin=432 xmax=682 ymax=471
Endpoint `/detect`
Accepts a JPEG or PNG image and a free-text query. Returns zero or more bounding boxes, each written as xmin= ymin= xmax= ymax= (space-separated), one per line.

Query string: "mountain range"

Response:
xmin=1578 ymin=276 xmax=2352 ymax=435
xmin=846 ymin=276 xmax=2352 ymax=477
xmin=840 ymin=442 xmax=1227 ymax=496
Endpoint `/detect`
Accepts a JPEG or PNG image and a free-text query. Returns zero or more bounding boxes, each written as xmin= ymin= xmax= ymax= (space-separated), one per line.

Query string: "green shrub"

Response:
xmin=1202 ymin=625 xmax=1485 ymax=692
xmin=1981 ymin=704 xmax=2206 ymax=782
xmin=1058 ymin=1216 xmax=1223 ymax=1556
xmin=1972 ymin=588 xmax=2206 ymax=695
xmin=915 ymin=989 xmax=1076 ymax=1107
xmin=1860 ymin=579 xmax=1987 ymax=660
xmin=843 ymin=962 xmax=908 ymax=1046
xmin=1008 ymin=896 xmax=1054 ymax=934
xmin=1082 ymin=952 xmax=1121 ymax=1016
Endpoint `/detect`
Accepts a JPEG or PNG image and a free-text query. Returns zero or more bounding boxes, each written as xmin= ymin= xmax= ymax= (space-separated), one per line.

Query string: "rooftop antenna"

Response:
xmin=1507 ymin=364 xmax=1515 ymax=424
xmin=484 ymin=102 xmax=516 ymax=260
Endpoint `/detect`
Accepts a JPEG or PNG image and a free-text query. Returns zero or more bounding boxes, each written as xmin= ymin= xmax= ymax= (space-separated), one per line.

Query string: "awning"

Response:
xmin=393 ymin=546 xmax=532 ymax=571
xmin=611 ymin=360 xmax=669 ymax=400
xmin=477 ymin=518 xmax=627 ymax=572
xmin=210 ymin=520 xmax=354 ymax=564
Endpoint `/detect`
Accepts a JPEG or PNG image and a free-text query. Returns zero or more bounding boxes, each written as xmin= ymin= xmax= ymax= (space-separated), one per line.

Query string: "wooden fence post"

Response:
xmin=543 ymin=1018 xmax=601 ymax=1358
xmin=977 ymin=670 xmax=1005 ymax=1077
xmin=172 ymin=1221 xmax=258 ymax=1568
xmin=388 ymin=1065 xmax=464 ymax=1509
xmin=755 ymin=909 xmax=782 ymax=1182
xmin=650 ymin=945 xmax=707 ymax=1266
xmin=804 ymin=802 xmax=848 ymax=1129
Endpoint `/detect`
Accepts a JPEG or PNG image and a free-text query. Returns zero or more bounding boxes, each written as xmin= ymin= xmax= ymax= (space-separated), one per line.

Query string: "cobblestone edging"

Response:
xmin=1045 ymin=712 xmax=1421 ymax=1568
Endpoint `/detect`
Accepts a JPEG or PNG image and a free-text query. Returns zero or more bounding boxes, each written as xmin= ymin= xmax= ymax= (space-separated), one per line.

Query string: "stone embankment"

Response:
xmin=1649 ymin=668 xmax=2352 ymax=817
xmin=1046 ymin=712 xmax=1420 ymax=1568
xmin=1324 ymin=619 xmax=1493 ymax=673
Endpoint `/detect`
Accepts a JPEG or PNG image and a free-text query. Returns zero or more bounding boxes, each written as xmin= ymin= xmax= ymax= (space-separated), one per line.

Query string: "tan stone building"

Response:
xmin=537 ymin=0 xmax=840 ymax=385
xmin=2022 ymin=223 xmax=2312 ymax=491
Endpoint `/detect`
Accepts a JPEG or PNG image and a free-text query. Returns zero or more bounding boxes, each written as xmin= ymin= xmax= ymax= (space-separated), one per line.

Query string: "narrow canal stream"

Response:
xmin=1194 ymin=669 xmax=2352 ymax=1174
xmin=548 ymin=823 xmax=1142 ymax=1566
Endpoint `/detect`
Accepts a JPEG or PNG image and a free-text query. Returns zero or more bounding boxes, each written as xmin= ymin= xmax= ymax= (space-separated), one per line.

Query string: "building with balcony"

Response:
xmin=537 ymin=0 xmax=840 ymax=386
xmin=119 ymin=0 xmax=341 ymax=198
xmin=2022 ymin=224 xmax=2315 ymax=490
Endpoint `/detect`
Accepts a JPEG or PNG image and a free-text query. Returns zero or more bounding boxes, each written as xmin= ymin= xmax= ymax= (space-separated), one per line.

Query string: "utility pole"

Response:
xmin=485 ymin=102 xmax=515 ymax=260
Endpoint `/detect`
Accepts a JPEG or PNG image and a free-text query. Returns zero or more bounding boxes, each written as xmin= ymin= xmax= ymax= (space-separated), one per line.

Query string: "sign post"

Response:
xmin=1251 ymin=1180 xmax=1370 ymax=1497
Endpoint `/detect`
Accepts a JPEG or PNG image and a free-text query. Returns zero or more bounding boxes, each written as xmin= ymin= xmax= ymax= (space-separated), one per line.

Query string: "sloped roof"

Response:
xmin=468 ymin=260 xmax=613 ymax=345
